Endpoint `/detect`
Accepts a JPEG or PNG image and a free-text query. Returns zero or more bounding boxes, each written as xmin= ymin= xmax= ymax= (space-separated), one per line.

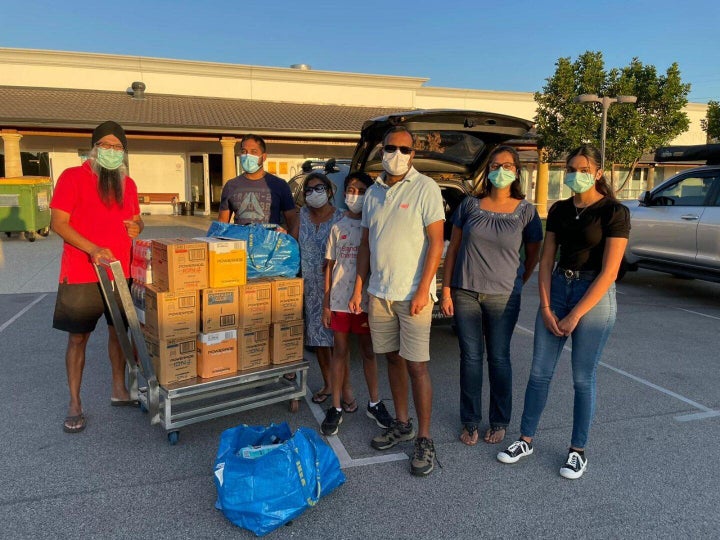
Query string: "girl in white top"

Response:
xmin=320 ymin=172 xmax=393 ymax=436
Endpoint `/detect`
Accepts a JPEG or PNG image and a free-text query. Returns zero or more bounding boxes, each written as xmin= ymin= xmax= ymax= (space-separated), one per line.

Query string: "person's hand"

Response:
xmin=90 ymin=246 xmax=116 ymax=265
xmin=440 ymin=297 xmax=454 ymax=317
xmin=124 ymin=220 xmax=141 ymax=239
xmin=410 ymin=290 xmax=429 ymax=316
xmin=541 ymin=307 xmax=564 ymax=337
xmin=557 ymin=312 xmax=580 ymax=336
xmin=322 ymin=307 xmax=332 ymax=329
xmin=348 ymin=293 xmax=363 ymax=314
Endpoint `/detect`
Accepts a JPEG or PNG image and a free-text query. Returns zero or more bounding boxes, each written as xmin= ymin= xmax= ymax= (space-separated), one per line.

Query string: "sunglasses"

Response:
xmin=304 ymin=184 xmax=328 ymax=195
xmin=383 ymin=144 xmax=413 ymax=155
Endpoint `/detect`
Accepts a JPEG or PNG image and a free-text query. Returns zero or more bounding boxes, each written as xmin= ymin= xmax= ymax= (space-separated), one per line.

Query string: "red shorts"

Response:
xmin=330 ymin=311 xmax=370 ymax=335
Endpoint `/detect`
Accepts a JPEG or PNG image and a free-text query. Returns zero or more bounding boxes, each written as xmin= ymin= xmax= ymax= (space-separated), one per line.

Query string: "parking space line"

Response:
xmin=675 ymin=410 xmax=720 ymax=422
xmin=515 ymin=324 xmax=715 ymax=419
xmin=304 ymin=391 xmax=408 ymax=469
xmin=675 ymin=308 xmax=720 ymax=321
xmin=0 ymin=294 xmax=47 ymax=334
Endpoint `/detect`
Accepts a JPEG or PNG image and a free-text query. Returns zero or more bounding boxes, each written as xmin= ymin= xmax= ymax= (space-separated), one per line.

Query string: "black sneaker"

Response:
xmin=559 ymin=451 xmax=587 ymax=479
xmin=366 ymin=401 xmax=393 ymax=428
xmin=497 ymin=439 xmax=534 ymax=464
xmin=410 ymin=437 xmax=436 ymax=476
xmin=370 ymin=419 xmax=416 ymax=450
xmin=321 ymin=407 xmax=343 ymax=436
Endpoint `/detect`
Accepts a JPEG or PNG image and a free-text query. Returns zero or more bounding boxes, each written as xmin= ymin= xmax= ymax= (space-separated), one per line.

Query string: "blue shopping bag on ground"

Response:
xmin=213 ymin=423 xmax=345 ymax=536
xmin=206 ymin=221 xmax=299 ymax=279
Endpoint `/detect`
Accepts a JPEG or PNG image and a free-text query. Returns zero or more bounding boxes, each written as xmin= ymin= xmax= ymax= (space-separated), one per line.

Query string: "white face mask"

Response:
xmin=345 ymin=194 xmax=364 ymax=214
xmin=305 ymin=190 xmax=329 ymax=208
xmin=382 ymin=150 xmax=411 ymax=176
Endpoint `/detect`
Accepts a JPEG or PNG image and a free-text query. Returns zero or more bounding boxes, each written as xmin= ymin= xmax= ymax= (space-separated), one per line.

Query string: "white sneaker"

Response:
xmin=559 ymin=451 xmax=588 ymax=479
xmin=497 ymin=439 xmax=533 ymax=464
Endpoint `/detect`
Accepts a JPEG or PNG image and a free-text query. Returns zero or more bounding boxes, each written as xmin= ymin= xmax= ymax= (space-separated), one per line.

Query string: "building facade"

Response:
xmin=0 ymin=48 xmax=710 ymax=216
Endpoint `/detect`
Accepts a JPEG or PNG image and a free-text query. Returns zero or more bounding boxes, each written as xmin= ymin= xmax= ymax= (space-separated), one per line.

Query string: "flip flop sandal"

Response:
xmin=311 ymin=392 xmax=331 ymax=404
xmin=460 ymin=425 xmax=479 ymax=446
xmin=342 ymin=399 xmax=358 ymax=413
xmin=63 ymin=412 xmax=86 ymax=434
xmin=484 ymin=426 xmax=507 ymax=444
xmin=110 ymin=398 xmax=139 ymax=407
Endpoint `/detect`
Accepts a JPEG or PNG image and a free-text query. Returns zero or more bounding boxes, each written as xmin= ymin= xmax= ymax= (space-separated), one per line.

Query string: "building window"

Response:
xmin=0 ymin=151 xmax=51 ymax=177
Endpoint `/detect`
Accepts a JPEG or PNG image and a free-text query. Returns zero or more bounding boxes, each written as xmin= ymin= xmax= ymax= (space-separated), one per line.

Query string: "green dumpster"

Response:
xmin=0 ymin=176 xmax=53 ymax=242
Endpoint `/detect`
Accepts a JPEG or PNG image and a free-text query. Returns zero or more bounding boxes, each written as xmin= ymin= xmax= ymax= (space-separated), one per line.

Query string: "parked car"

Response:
xmin=350 ymin=109 xmax=533 ymax=321
xmin=288 ymin=158 xmax=351 ymax=209
xmin=620 ymin=145 xmax=720 ymax=283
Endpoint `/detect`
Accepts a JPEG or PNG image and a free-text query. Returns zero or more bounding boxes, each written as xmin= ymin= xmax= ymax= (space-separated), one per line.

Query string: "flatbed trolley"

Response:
xmin=95 ymin=261 xmax=309 ymax=444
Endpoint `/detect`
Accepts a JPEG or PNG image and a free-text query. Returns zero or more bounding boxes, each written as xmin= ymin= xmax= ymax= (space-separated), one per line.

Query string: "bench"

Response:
xmin=137 ymin=192 xmax=179 ymax=204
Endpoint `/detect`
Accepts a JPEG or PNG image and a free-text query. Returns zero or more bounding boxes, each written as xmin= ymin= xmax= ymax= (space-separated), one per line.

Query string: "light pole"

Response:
xmin=574 ymin=94 xmax=637 ymax=171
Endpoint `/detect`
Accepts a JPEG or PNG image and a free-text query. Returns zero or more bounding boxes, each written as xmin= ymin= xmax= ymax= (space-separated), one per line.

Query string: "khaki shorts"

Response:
xmin=367 ymin=294 xmax=433 ymax=362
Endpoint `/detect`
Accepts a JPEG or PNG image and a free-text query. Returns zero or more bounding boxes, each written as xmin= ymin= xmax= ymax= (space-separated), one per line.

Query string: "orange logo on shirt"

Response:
xmin=400 ymin=203 xmax=409 ymax=209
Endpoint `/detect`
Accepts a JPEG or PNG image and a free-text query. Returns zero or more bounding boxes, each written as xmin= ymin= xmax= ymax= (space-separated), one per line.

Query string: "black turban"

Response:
xmin=91 ymin=121 xmax=127 ymax=150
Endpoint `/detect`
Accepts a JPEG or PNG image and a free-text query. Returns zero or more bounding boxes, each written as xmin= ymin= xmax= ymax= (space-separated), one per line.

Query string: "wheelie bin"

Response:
xmin=0 ymin=176 xmax=53 ymax=242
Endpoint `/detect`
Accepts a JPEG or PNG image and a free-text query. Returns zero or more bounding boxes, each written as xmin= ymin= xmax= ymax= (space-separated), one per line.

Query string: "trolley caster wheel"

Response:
xmin=168 ymin=431 xmax=180 ymax=445
xmin=38 ymin=227 xmax=50 ymax=237
xmin=25 ymin=231 xmax=36 ymax=242
xmin=289 ymin=399 xmax=300 ymax=413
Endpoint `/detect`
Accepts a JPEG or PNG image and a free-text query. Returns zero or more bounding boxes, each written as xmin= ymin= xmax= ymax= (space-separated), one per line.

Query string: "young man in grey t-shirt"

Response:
xmin=218 ymin=134 xmax=298 ymax=239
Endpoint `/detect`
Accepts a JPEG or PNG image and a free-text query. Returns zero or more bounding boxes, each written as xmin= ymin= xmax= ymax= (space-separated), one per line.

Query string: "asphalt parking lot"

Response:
xmin=1 ymin=215 xmax=719 ymax=539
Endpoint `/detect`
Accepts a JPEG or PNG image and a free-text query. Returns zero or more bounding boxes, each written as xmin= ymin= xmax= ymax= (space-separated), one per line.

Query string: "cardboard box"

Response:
xmin=238 ymin=325 xmax=270 ymax=371
xmin=200 ymin=287 xmax=239 ymax=333
xmin=194 ymin=237 xmax=247 ymax=288
xmin=144 ymin=286 xmax=199 ymax=341
xmin=145 ymin=335 xmax=197 ymax=386
xmin=239 ymin=280 xmax=272 ymax=328
xmin=270 ymin=319 xmax=304 ymax=365
xmin=197 ymin=330 xmax=237 ymax=379
xmin=152 ymin=239 xmax=208 ymax=292
xmin=269 ymin=277 xmax=304 ymax=323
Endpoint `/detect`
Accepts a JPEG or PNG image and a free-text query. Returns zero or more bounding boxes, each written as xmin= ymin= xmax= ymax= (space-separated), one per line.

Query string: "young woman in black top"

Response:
xmin=497 ymin=144 xmax=630 ymax=479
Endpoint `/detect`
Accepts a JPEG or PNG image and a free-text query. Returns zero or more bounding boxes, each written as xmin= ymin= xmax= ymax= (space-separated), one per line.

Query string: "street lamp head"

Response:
xmin=616 ymin=95 xmax=638 ymax=104
xmin=574 ymin=94 xmax=600 ymax=103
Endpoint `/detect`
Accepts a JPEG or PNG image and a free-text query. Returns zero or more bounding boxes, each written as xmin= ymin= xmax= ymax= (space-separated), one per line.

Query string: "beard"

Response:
xmin=89 ymin=149 xmax=127 ymax=206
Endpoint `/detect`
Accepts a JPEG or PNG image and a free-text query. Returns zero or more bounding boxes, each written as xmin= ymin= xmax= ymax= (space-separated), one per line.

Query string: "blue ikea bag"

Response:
xmin=213 ymin=423 xmax=345 ymax=536
xmin=206 ymin=221 xmax=299 ymax=279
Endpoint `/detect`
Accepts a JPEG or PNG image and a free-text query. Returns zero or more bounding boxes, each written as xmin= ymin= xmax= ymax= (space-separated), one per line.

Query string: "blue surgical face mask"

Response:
xmin=241 ymin=154 xmax=262 ymax=174
xmin=487 ymin=167 xmax=516 ymax=189
xmin=564 ymin=172 xmax=596 ymax=193
xmin=96 ymin=147 xmax=125 ymax=170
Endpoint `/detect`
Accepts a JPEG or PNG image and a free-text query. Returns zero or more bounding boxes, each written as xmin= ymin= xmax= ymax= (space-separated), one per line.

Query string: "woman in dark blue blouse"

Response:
xmin=442 ymin=145 xmax=543 ymax=446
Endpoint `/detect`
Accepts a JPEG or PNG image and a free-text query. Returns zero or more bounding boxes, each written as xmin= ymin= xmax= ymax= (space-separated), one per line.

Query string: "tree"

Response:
xmin=701 ymin=100 xmax=720 ymax=142
xmin=534 ymin=51 xmax=691 ymax=189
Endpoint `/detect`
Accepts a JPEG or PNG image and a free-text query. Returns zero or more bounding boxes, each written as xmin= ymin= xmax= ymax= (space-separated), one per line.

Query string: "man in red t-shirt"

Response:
xmin=50 ymin=120 xmax=144 ymax=434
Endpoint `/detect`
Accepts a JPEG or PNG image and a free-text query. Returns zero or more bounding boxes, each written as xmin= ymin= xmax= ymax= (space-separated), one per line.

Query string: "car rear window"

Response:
xmin=367 ymin=131 xmax=486 ymax=165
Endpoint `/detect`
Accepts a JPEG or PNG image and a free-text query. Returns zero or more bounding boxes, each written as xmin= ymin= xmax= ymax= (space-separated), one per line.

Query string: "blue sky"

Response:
xmin=2 ymin=0 xmax=719 ymax=103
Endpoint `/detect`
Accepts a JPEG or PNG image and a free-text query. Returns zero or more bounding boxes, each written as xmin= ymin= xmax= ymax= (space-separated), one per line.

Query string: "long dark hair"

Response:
xmin=477 ymin=145 xmax=525 ymax=200
xmin=566 ymin=144 xmax=615 ymax=199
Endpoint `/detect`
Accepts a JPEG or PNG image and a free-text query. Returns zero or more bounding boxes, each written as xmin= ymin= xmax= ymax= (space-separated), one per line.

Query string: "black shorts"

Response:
xmin=52 ymin=281 xmax=128 ymax=334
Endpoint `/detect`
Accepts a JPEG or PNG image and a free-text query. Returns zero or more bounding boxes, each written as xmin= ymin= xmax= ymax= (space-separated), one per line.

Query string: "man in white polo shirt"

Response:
xmin=349 ymin=126 xmax=445 ymax=476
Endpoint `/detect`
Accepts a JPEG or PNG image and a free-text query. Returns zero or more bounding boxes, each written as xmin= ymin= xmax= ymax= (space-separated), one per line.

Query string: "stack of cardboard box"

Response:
xmin=134 ymin=237 xmax=304 ymax=387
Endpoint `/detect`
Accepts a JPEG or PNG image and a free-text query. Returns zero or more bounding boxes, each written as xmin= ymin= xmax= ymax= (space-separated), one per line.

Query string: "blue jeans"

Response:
xmin=452 ymin=288 xmax=521 ymax=429
xmin=520 ymin=271 xmax=617 ymax=448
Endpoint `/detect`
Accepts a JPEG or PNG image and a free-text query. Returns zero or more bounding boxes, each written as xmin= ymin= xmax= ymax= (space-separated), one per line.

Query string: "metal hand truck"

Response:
xmin=95 ymin=260 xmax=309 ymax=445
